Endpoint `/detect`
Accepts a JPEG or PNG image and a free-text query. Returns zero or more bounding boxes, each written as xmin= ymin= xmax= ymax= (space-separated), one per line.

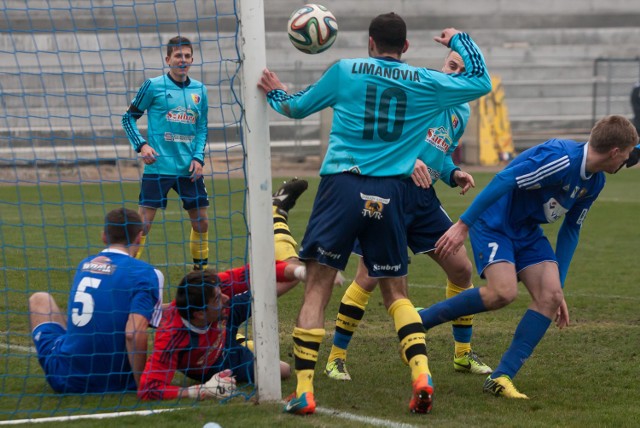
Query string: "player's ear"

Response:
xmin=101 ymin=231 xmax=108 ymax=245
xmin=402 ymin=40 xmax=409 ymax=54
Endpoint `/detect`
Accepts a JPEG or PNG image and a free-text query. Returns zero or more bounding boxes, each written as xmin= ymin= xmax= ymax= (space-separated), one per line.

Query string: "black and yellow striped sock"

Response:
xmin=328 ymin=281 xmax=371 ymax=362
xmin=447 ymin=280 xmax=474 ymax=357
xmin=292 ymin=327 xmax=324 ymax=396
xmin=273 ymin=206 xmax=299 ymax=261
xmin=389 ymin=298 xmax=430 ymax=381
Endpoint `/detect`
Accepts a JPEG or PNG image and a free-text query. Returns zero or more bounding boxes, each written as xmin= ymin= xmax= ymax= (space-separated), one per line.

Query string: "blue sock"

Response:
xmin=492 ymin=309 xmax=551 ymax=379
xmin=419 ymin=288 xmax=487 ymax=330
xmin=333 ymin=330 xmax=352 ymax=350
xmin=452 ymin=325 xmax=472 ymax=344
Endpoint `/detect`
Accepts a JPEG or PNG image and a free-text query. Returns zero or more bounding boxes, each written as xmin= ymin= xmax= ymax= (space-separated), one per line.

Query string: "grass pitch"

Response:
xmin=1 ymin=169 xmax=639 ymax=427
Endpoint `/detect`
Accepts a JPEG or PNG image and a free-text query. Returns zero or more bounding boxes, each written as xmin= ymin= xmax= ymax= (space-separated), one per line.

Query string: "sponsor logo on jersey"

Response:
xmin=164 ymin=132 xmax=194 ymax=143
xmin=425 ymin=126 xmax=451 ymax=153
xmin=542 ymin=197 xmax=568 ymax=223
xmin=360 ymin=193 xmax=390 ymax=220
xmin=191 ymin=93 xmax=201 ymax=104
xmin=427 ymin=166 xmax=440 ymax=182
xmin=166 ymin=106 xmax=197 ymax=124
xmin=82 ymin=256 xmax=115 ymax=275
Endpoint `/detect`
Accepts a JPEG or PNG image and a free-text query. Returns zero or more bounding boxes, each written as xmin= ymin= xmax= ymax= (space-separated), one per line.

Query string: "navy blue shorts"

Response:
xmin=353 ymin=181 xmax=452 ymax=257
xmin=470 ymin=219 xmax=557 ymax=278
xmin=299 ymin=173 xmax=408 ymax=278
xmin=139 ymin=174 xmax=209 ymax=211
xmin=403 ymin=181 xmax=453 ymax=254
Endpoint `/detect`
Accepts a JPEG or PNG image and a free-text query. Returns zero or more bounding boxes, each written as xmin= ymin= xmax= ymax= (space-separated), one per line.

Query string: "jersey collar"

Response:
xmin=166 ymin=73 xmax=191 ymax=88
xmin=101 ymin=248 xmax=129 ymax=257
xmin=180 ymin=316 xmax=210 ymax=334
xmin=580 ymin=143 xmax=592 ymax=180
xmin=372 ymin=56 xmax=403 ymax=63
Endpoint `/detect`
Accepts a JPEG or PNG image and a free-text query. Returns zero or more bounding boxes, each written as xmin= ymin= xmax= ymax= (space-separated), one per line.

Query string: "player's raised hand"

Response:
xmin=140 ymin=144 xmax=158 ymax=165
xmin=434 ymin=28 xmax=461 ymax=48
xmin=452 ymin=170 xmax=475 ymax=195
xmin=258 ymin=68 xmax=288 ymax=94
xmin=411 ymin=159 xmax=432 ymax=189
xmin=434 ymin=220 xmax=468 ymax=259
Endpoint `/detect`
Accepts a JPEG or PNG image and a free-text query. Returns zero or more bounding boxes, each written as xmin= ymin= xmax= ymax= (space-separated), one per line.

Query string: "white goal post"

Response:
xmin=238 ymin=0 xmax=282 ymax=402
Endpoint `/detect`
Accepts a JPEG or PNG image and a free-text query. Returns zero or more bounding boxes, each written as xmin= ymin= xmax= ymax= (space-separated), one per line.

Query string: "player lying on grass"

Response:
xmin=29 ymin=208 xmax=164 ymax=393
xmin=423 ymin=115 xmax=638 ymax=399
xmin=138 ymin=268 xmax=291 ymax=400
xmin=138 ymin=178 xmax=342 ymax=400
xmin=325 ymin=50 xmax=492 ymax=383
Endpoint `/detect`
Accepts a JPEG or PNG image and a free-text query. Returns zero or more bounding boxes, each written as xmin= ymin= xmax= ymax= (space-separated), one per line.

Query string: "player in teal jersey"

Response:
xmin=259 ymin=13 xmax=491 ymax=415
xmin=325 ymin=51 xmax=492 ymax=384
xmin=122 ymin=36 xmax=210 ymax=270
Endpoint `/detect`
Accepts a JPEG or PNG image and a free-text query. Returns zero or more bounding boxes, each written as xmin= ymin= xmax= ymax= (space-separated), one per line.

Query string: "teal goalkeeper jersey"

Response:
xmin=266 ymin=33 xmax=491 ymax=177
xmin=122 ymin=74 xmax=208 ymax=176
xmin=419 ymin=103 xmax=470 ymax=186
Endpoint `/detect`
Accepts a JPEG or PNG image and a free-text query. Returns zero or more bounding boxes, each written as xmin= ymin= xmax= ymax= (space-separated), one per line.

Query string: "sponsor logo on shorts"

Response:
xmin=317 ymin=247 xmax=341 ymax=260
xmin=371 ymin=263 xmax=402 ymax=272
xmin=360 ymin=193 xmax=389 ymax=220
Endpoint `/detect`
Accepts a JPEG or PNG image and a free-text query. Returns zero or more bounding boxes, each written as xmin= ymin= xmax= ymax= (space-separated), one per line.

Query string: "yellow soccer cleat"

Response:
xmin=483 ymin=375 xmax=529 ymax=399
xmin=324 ymin=358 xmax=351 ymax=381
xmin=453 ymin=351 xmax=493 ymax=375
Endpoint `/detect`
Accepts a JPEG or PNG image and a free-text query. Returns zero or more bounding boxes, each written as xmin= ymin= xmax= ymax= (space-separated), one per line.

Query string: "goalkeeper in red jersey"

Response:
xmin=138 ymin=268 xmax=292 ymax=400
xmin=138 ymin=178 xmax=323 ymax=400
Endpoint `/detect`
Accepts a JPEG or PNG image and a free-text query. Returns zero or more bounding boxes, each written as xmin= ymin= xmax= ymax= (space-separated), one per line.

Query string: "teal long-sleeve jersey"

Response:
xmin=122 ymin=74 xmax=208 ymax=176
xmin=266 ymin=33 xmax=490 ymax=177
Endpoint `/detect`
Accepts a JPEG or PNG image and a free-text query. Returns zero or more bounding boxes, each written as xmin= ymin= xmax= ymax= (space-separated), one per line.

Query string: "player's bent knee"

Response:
xmin=28 ymin=292 xmax=54 ymax=312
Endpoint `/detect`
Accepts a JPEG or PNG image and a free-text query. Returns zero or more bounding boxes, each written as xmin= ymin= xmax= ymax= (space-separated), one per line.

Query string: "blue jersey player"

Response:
xmin=122 ymin=36 xmax=210 ymax=270
xmin=424 ymin=115 xmax=638 ymax=399
xmin=259 ymin=13 xmax=491 ymax=415
xmin=324 ymin=50 xmax=493 ymax=384
xmin=29 ymin=208 xmax=164 ymax=393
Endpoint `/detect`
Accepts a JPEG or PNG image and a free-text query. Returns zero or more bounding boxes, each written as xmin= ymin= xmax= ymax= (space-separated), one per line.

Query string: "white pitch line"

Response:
xmin=3 ymin=344 xmax=36 ymax=354
xmin=315 ymin=406 xmax=418 ymax=428
xmin=0 ymin=408 xmax=184 ymax=425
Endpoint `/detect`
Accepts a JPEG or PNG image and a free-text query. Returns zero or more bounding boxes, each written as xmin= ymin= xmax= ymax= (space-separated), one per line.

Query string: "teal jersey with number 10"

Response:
xmin=266 ymin=33 xmax=491 ymax=177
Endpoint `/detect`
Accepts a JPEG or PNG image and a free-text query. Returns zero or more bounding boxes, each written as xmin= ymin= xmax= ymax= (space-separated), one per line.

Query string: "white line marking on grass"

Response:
xmin=4 ymin=344 xmax=36 ymax=353
xmin=0 ymin=408 xmax=184 ymax=425
xmin=315 ymin=406 xmax=418 ymax=427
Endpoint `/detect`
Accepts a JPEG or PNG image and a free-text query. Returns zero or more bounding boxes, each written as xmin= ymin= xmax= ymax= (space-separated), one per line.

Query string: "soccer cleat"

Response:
xmin=453 ymin=351 xmax=493 ymax=375
xmin=324 ymin=358 xmax=351 ymax=381
xmin=483 ymin=375 xmax=529 ymax=399
xmin=409 ymin=373 xmax=434 ymax=414
xmin=272 ymin=178 xmax=308 ymax=215
xmin=283 ymin=392 xmax=316 ymax=415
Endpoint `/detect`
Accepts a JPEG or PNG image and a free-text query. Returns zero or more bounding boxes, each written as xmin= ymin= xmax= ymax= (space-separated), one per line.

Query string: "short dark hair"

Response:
xmin=103 ymin=208 xmax=143 ymax=246
xmin=175 ymin=269 xmax=220 ymax=320
xmin=589 ymin=115 xmax=639 ymax=154
xmin=369 ymin=13 xmax=407 ymax=55
xmin=166 ymin=36 xmax=193 ymax=57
